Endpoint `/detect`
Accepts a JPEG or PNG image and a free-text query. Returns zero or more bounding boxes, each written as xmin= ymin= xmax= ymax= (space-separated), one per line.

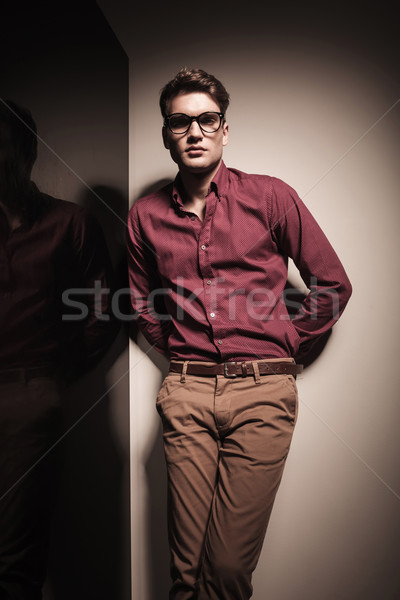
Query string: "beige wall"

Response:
xmin=98 ymin=2 xmax=400 ymax=599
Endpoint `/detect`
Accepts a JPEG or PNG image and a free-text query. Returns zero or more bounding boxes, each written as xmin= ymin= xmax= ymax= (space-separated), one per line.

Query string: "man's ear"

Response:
xmin=222 ymin=122 xmax=229 ymax=147
xmin=162 ymin=126 xmax=170 ymax=149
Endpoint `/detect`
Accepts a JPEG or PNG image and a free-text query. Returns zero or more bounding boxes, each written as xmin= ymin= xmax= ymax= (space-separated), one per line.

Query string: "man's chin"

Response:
xmin=181 ymin=158 xmax=220 ymax=175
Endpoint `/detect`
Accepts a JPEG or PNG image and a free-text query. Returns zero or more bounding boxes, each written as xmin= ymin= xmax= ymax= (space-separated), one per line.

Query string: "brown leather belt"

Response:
xmin=0 ymin=366 xmax=57 ymax=384
xmin=169 ymin=361 xmax=303 ymax=378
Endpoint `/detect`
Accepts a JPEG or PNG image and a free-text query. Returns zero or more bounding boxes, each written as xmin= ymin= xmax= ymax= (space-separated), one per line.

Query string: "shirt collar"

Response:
xmin=210 ymin=160 xmax=229 ymax=197
xmin=171 ymin=161 xmax=229 ymax=208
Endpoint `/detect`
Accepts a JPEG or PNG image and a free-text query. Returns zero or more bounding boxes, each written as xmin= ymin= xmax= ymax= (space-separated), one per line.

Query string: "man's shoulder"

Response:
xmin=34 ymin=189 xmax=100 ymax=238
xmin=227 ymin=166 xmax=273 ymax=183
xmin=226 ymin=167 xmax=296 ymax=197
xmin=224 ymin=166 xmax=275 ymax=193
xmin=129 ymin=181 xmax=173 ymax=218
xmin=35 ymin=186 xmax=86 ymax=218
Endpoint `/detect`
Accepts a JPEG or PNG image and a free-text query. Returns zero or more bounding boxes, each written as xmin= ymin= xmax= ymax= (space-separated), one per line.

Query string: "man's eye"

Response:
xmin=170 ymin=116 xmax=188 ymax=129
xmin=200 ymin=114 xmax=218 ymax=125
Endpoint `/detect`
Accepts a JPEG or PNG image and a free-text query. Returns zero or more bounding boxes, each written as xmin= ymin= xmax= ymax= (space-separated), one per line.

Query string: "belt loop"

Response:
xmin=180 ymin=361 xmax=189 ymax=383
xmin=252 ymin=361 xmax=261 ymax=384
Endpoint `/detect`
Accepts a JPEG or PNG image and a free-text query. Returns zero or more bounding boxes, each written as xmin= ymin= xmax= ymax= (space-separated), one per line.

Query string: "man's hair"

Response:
xmin=0 ymin=100 xmax=38 ymax=173
xmin=159 ymin=68 xmax=230 ymax=118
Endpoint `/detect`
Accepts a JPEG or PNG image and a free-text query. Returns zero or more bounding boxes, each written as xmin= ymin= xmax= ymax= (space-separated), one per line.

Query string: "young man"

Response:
xmin=127 ymin=68 xmax=352 ymax=599
xmin=0 ymin=100 xmax=119 ymax=599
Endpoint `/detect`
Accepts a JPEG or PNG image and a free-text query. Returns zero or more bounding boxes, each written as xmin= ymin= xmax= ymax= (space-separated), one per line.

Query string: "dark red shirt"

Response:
xmin=0 ymin=185 xmax=118 ymax=376
xmin=127 ymin=162 xmax=352 ymax=362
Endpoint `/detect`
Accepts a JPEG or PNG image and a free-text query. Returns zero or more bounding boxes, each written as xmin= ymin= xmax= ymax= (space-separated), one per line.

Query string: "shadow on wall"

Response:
xmin=129 ymin=178 xmax=331 ymax=599
xmin=82 ymin=184 xmax=131 ymax=309
xmin=143 ymin=344 xmax=170 ymax=600
xmin=129 ymin=180 xmax=173 ymax=599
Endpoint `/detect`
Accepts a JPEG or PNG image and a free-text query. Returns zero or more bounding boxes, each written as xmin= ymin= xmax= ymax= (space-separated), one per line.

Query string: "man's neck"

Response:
xmin=0 ymin=200 xmax=22 ymax=230
xmin=179 ymin=161 xmax=221 ymax=221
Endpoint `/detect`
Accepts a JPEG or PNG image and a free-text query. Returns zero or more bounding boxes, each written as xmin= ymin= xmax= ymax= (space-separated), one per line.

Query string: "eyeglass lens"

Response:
xmin=168 ymin=112 xmax=221 ymax=133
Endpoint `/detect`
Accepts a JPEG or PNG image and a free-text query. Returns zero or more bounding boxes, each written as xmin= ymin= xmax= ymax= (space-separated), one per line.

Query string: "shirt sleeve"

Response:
xmin=68 ymin=208 xmax=120 ymax=377
xmin=126 ymin=204 xmax=171 ymax=355
xmin=270 ymin=178 xmax=352 ymax=358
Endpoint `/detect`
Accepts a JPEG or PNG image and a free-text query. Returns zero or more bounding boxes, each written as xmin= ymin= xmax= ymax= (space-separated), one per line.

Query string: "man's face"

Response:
xmin=0 ymin=123 xmax=13 ymax=200
xmin=162 ymin=91 xmax=229 ymax=176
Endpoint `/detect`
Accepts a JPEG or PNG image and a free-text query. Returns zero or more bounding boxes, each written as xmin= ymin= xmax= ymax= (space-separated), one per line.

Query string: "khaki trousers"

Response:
xmin=156 ymin=359 xmax=298 ymax=600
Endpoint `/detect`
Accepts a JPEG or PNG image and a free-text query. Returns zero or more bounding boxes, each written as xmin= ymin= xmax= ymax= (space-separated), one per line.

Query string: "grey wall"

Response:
xmin=1 ymin=3 xmax=130 ymax=599
xmin=98 ymin=1 xmax=400 ymax=599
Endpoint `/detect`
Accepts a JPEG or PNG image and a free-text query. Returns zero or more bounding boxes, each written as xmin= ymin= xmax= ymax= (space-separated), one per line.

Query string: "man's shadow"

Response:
xmin=44 ymin=185 xmax=131 ymax=600
xmin=128 ymin=179 xmax=172 ymax=600
xmin=131 ymin=180 xmax=332 ymax=600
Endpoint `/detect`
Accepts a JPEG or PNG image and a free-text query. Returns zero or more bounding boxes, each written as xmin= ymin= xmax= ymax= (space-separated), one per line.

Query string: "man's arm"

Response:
xmin=126 ymin=205 xmax=171 ymax=356
xmin=66 ymin=208 xmax=120 ymax=378
xmin=270 ymin=178 xmax=352 ymax=358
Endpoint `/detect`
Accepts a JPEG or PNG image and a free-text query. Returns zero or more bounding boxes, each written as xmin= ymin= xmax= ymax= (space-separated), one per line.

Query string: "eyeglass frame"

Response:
xmin=163 ymin=112 xmax=225 ymax=134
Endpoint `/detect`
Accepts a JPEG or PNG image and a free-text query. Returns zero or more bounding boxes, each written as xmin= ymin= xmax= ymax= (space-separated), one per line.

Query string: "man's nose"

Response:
xmin=187 ymin=119 xmax=203 ymax=137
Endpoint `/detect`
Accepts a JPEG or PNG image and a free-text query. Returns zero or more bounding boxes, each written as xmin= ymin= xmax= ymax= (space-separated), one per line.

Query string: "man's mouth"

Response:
xmin=186 ymin=146 xmax=206 ymax=153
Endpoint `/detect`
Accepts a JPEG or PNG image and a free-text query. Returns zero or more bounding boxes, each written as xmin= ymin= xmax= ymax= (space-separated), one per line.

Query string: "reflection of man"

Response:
xmin=127 ymin=68 xmax=352 ymax=599
xmin=0 ymin=100 xmax=119 ymax=600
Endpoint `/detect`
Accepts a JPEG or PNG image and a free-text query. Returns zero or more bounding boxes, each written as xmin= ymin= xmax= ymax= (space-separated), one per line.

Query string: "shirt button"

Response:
xmin=217 ymin=340 xmax=223 ymax=345
xmin=190 ymin=216 xmax=196 ymax=221
xmin=210 ymin=312 xmax=215 ymax=318
xmin=201 ymin=244 xmax=206 ymax=250
xmin=206 ymin=280 xmax=212 ymax=285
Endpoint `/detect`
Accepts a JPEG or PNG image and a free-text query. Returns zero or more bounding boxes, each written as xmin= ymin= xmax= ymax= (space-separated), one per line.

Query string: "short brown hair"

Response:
xmin=159 ymin=68 xmax=230 ymax=118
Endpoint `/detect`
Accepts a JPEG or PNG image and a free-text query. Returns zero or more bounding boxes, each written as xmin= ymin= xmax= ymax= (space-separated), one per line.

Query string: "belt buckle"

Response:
xmin=224 ymin=362 xmax=237 ymax=378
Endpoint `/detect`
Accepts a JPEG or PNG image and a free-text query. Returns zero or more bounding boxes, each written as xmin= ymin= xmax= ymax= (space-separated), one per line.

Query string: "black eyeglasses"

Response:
xmin=164 ymin=112 xmax=225 ymax=134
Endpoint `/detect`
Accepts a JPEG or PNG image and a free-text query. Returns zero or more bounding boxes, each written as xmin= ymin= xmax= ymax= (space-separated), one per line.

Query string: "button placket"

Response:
xmin=197 ymin=194 xmax=224 ymax=351
xmin=199 ymin=211 xmax=213 ymax=324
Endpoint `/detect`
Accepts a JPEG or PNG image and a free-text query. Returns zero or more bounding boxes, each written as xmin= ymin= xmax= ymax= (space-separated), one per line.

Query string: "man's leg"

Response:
xmin=0 ymin=376 xmax=62 ymax=600
xmin=156 ymin=372 xmax=220 ymax=600
xmin=197 ymin=368 xmax=298 ymax=600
